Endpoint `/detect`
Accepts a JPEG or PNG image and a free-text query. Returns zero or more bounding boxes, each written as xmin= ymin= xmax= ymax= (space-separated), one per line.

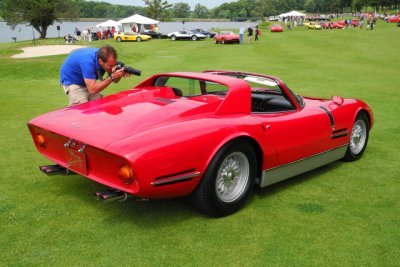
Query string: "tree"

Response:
xmin=0 ymin=0 xmax=79 ymax=39
xmin=193 ymin=4 xmax=209 ymax=18
xmin=172 ymin=2 xmax=190 ymax=18
xmin=143 ymin=0 xmax=173 ymax=20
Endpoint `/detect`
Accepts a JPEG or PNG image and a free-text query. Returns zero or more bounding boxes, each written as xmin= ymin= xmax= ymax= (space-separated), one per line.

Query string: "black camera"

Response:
xmin=115 ymin=61 xmax=141 ymax=76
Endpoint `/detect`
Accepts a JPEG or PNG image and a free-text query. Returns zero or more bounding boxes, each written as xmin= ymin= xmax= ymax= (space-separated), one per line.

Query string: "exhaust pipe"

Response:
xmin=94 ymin=188 xmax=129 ymax=202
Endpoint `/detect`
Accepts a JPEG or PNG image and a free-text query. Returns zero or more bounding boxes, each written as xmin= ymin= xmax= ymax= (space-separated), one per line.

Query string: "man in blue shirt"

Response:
xmin=60 ymin=45 xmax=127 ymax=105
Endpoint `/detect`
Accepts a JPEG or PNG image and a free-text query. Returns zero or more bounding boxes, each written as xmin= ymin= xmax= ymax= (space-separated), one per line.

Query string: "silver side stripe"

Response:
xmin=151 ymin=172 xmax=201 ymax=186
xmin=260 ymin=145 xmax=348 ymax=187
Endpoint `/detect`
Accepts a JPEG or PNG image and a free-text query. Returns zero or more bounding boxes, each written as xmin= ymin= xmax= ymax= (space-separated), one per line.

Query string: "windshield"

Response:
xmin=154 ymin=76 xmax=229 ymax=97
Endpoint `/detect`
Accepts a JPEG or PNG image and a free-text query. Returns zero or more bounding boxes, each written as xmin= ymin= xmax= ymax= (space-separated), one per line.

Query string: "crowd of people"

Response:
xmin=239 ymin=25 xmax=261 ymax=44
xmin=64 ymin=26 xmax=119 ymax=44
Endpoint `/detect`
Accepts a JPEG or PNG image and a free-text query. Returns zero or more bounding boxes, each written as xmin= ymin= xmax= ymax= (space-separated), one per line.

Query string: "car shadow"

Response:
xmin=45 ymin=160 xmax=343 ymax=224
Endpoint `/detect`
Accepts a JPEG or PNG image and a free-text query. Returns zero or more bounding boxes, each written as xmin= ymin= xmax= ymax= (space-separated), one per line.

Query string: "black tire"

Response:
xmin=192 ymin=35 xmax=198 ymax=41
xmin=207 ymin=33 xmax=211 ymax=38
xmin=189 ymin=140 xmax=257 ymax=217
xmin=136 ymin=37 xmax=141 ymax=42
xmin=343 ymin=112 xmax=370 ymax=162
xmin=116 ymin=37 xmax=122 ymax=42
xmin=171 ymin=35 xmax=176 ymax=41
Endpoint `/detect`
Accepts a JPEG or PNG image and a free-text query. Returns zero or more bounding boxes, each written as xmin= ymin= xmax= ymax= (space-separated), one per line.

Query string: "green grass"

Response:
xmin=1 ymin=22 xmax=399 ymax=266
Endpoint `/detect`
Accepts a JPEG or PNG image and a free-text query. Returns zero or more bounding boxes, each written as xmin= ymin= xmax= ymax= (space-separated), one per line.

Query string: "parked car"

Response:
xmin=330 ymin=22 xmax=344 ymax=29
xmin=28 ymin=70 xmax=373 ymax=217
xmin=305 ymin=22 xmax=322 ymax=30
xmin=351 ymin=19 xmax=359 ymax=26
xmin=386 ymin=16 xmax=400 ymax=23
xmin=190 ymin=29 xmax=217 ymax=38
xmin=214 ymin=31 xmax=240 ymax=44
xmin=113 ymin=32 xmax=152 ymax=42
xmin=270 ymin=24 xmax=284 ymax=32
xmin=167 ymin=30 xmax=206 ymax=41
xmin=140 ymin=30 xmax=168 ymax=39
xmin=336 ymin=20 xmax=359 ymax=27
xmin=269 ymin=16 xmax=280 ymax=21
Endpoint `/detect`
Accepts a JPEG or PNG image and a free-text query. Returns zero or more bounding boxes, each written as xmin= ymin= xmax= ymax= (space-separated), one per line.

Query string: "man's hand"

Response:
xmin=111 ymin=68 xmax=125 ymax=81
xmin=111 ymin=67 xmax=130 ymax=82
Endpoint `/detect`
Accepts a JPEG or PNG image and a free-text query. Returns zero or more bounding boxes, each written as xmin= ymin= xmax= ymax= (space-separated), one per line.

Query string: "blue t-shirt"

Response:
xmin=60 ymin=48 xmax=104 ymax=86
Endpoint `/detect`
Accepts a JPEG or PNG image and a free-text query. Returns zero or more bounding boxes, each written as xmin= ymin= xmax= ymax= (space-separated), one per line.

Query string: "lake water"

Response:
xmin=0 ymin=21 xmax=254 ymax=43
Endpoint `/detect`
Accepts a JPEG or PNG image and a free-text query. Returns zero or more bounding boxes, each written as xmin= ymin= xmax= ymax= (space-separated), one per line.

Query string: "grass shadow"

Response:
xmin=46 ymin=173 xmax=204 ymax=225
xmin=252 ymin=161 xmax=343 ymax=199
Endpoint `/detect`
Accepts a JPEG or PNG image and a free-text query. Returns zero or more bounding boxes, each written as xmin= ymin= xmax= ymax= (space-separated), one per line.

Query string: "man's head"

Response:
xmin=97 ymin=45 xmax=118 ymax=73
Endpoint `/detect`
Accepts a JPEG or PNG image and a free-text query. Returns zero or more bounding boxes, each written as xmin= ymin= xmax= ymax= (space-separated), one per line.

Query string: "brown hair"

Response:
xmin=97 ymin=45 xmax=117 ymax=62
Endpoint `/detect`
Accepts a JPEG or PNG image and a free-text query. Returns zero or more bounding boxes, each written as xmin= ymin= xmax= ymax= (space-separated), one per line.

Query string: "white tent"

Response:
xmin=118 ymin=14 xmax=159 ymax=24
xmin=95 ymin=20 xmax=122 ymax=29
xmin=118 ymin=14 xmax=159 ymax=33
xmin=278 ymin=10 xmax=306 ymax=17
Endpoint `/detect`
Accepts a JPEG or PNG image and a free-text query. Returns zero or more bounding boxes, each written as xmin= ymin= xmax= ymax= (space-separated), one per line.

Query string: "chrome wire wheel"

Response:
xmin=350 ymin=119 xmax=367 ymax=155
xmin=215 ymin=152 xmax=250 ymax=203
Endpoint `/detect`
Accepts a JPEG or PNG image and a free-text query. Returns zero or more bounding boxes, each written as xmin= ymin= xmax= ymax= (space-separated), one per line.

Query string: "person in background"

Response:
xmin=74 ymin=27 xmax=81 ymax=41
xmin=111 ymin=26 xmax=115 ymax=38
xmin=60 ymin=45 xmax=129 ymax=106
xmin=239 ymin=26 xmax=245 ymax=45
xmin=247 ymin=26 xmax=253 ymax=44
xmin=254 ymin=25 xmax=259 ymax=42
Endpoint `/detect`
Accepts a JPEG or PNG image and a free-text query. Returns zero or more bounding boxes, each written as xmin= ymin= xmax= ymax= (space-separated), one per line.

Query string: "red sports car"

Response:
xmin=214 ymin=31 xmax=240 ymax=44
xmin=322 ymin=22 xmax=344 ymax=29
xmin=386 ymin=16 xmax=400 ymax=23
xmin=28 ymin=71 xmax=373 ymax=217
xmin=336 ymin=19 xmax=359 ymax=27
xmin=270 ymin=24 xmax=283 ymax=32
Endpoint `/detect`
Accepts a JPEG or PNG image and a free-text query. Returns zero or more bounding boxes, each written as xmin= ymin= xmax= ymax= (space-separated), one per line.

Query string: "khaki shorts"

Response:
xmin=62 ymin=84 xmax=102 ymax=106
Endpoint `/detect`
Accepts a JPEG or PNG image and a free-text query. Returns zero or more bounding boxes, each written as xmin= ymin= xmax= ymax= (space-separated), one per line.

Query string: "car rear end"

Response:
xmin=28 ymin=123 xmax=139 ymax=194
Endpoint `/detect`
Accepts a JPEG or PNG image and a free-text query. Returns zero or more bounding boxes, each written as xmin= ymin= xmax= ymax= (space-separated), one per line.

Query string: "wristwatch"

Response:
xmin=109 ymin=74 xmax=115 ymax=81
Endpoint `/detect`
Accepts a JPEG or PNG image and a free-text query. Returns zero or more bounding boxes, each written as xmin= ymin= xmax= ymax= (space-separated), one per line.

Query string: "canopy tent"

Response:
xmin=95 ymin=20 xmax=122 ymax=29
xmin=118 ymin=14 xmax=159 ymax=33
xmin=118 ymin=14 xmax=159 ymax=25
xmin=278 ymin=10 xmax=306 ymax=17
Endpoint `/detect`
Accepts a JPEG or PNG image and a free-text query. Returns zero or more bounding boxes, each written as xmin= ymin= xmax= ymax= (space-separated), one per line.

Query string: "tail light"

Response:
xmin=118 ymin=165 xmax=134 ymax=185
xmin=36 ymin=133 xmax=47 ymax=148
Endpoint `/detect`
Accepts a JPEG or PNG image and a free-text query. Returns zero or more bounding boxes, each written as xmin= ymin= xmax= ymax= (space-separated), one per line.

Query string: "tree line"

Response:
xmin=1 ymin=0 xmax=399 ymax=39
xmin=78 ymin=0 xmax=399 ymax=20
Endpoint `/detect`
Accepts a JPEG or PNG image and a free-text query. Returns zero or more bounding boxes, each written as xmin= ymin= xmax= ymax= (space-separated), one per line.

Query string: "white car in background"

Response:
xmin=269 ymin=16 xmax=281 ymax=21
xmin=167 ymin=30 xmax=206 ymax=41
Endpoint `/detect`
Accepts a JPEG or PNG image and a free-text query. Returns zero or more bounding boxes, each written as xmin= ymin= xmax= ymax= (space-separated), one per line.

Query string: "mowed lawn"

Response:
xmin=0 ymin=21 xmax=399 ymax=266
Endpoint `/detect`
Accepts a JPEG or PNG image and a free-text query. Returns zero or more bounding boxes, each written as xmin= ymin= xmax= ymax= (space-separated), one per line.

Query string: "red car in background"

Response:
xmin=214 ymin=31 xmax=240 ymax=44
xmin=28 ymin=70 xmax=373 ymax=217
xmin=386 ymin=16 xmax=400 ymax=23
xmin=270 ymin=24 xmax=283 ymax=32
xmin=337 ymin=19 xmax=359 ymax=27
xmin=322 ymin=22 xmax=344 ymax=29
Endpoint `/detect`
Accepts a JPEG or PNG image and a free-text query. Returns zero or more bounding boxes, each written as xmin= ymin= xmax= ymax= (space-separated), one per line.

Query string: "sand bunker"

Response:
xmin=12 ymin=45 xmax=87 ymax=58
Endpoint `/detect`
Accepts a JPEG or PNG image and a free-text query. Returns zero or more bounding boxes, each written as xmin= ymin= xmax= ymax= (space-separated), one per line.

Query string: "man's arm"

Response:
xmin=84 ymin=68 xmax=125 ymax=95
